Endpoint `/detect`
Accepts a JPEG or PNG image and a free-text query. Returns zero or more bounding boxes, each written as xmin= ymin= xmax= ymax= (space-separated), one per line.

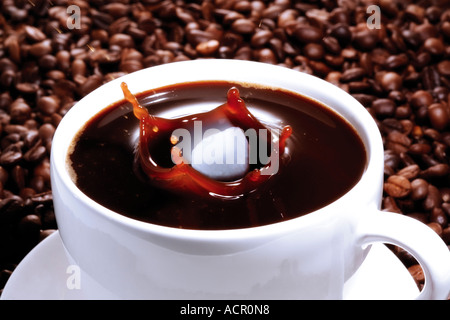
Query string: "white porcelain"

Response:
xmin=0 ymin=231 xmax=419 ymax=300
xmin=1 ymin=232 xmax=117 ymax=300
xmin=50 ymin=59 xmax=450 ymax=299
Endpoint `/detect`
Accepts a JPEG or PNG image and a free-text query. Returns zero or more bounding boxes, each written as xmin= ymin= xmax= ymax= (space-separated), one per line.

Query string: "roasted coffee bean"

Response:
xmin=37 ymin=96 xmax=60 ymax=116
xmin=433 ymin=86 xmax=449 ymax=101
xmin=0 ymin=134 xmax=17 ymax=151
xmin=423 ymin=184 xmax=443 ymax=211
xmin=430 ymin=207 xmax=448 ymax=228
xmin=24 ymin=26 xmax=46 ymax=43
xmin=380 ymin=118 xmax=403 ymax=134
xmin=0 ymin=166 xmax=9 ymax=186
xmin=0 ymin=69 xmax=16 ymax=88
xmin=231 ymin=19 xmax=256 ymax=34
xmin=428 ymin=103 xmax=449 ymax=130
xmin=38 ymin=54 xmax=57 ymax=70
xmin=380 ymin=72 xmax=402 ymax=92
xmin=292 ymin=25 xmax=323 ymax=43
xmin=372 ymin=99 xmax=396 ymax=118
xmin=384 ymin=175 xmax=411 ymax=198
xmin=5 ymin=35 xmax=20 ymax=64
xmin=424 ymin=128 xmax=441 ymax=141
xmin=408 ymin=264 xmax=425 ymax=286
xmin=303 ymin=43 xmax=325 ymax=60
xmin=18 ymin=214 xmax=42 ymax=241
xmin=109 ymin=33 xmax=135 ymax=49
xmin=322 ymin=36 xmax=341 ymax=54
xmin=415 ymin=23 xmax=439 ymax=43
xmin=413 ymin=52 xmax=431 ymax=70
xmin=0 ymin=195 xmax=24 ymax=221
xmin=395 ymin=105 xmax=412 ymax=119
xmin=408 ymin=143 xmax=431 ymax=155
xmin=382 ymin=196 xmax=402 ymax=213
xmin=268 ymin=38 xmax=285 ymax=60
xmin=384 ymin=150 xmax=401 ymax=170
xmin=0 ymin=143 xmax=22 ymax=166
xmin=9 ymin=99 xmax=31 ymax=124
xmin=388 ymin=132 xmax=413 ymax=155
xmin=410 ymin=90 xmax=433 ymax=109
xmin=384 ymin=53 xmax=409 ymax=70
xmin=38 ymin=123 xmax=55 ymax=143
xmin=422 ymin=66 xmax=441 ymax=90
xmin=78 ymin=75 xmax=103 ymax=97
xmin=234 ymin=46 xmax=253 ymax=60
xmin=324 ymin=54 xmax=344 ymax=68
xmin=196 ymin=40 xmax=220 ymax=56
xmin=400 ymin=120 xmax=414 ymax=134
xmin=11 ymin=165 xmax=26 ymax=190
xmin=340 ymin=67 xmax=365 ymax=82
xmin=442 ymin=133 xmax=450 ymax=148
xmin=71 ymin=59 xmax=87 ymax=77
xmin=348 ymin=81 xmax=371 ymax=93
xmin=28 ymin=39 xmax=52 ymax=57
xmin=15 ymin=82 xmax=39 ymax=94
xmin=102 ymin=3 xmax=129 ymax=18
xmin=257 ymin=48 xmax=277 ymax=64
xmin=250 ymin=29 xmax=273 ymax=47
xmin=29 ymin=175 xmax=45 ymax=193
xmin=411 ymin=178 xmax=429 ymax=201
xmin=24 ymin=143 xmax=46 ymax=163
xmin=441 ymin=188 xmax=450 ymax=203
xmin=437 ymin=60 xmax=450 ymax=77
xmin=428 ymin=222 xmax=443 ymax=237
xmin=329 ymin=23 xmax=352 ymax=46
xmin=405 ymin=4 xmax=425 ymax=22
xmin=384 ymin=164 xmax=395 ymax=177
xmin=353 ymin=29 xmax=378 ymax=51
xmin=55 ymin=50 xmax=70 ymax=72
xmin=398 ymin=165 xmax=420 ymax=180
xmin=420 ymin=164 xmax=450 ymax=179
xmin=423 ymin=38 xmax=445 ymax=56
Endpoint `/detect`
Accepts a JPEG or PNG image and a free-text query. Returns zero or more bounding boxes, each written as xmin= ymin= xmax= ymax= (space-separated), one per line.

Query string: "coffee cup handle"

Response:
xmin=356 ymin=210 xmax=450 ymax=300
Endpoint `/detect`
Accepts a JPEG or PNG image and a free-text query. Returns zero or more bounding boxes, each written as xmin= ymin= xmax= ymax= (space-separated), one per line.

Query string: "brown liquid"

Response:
xmin=120 ymin=83 xmax=292 ymax=199
xmin=68 ymin=81 xmax=366 ymax=230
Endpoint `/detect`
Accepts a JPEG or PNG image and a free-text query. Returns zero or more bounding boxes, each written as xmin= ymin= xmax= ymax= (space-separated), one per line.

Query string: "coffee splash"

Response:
xmin=120 ymin=82 xmax=292 ymax=199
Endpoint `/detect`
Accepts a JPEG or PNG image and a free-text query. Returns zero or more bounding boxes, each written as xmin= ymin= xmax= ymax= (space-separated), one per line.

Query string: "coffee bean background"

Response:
xmin=0 ymin=0 xmax=449 ymax=297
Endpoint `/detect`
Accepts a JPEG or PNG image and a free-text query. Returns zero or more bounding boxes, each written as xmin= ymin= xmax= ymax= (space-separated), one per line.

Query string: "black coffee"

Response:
xmin=67 ymin=81 xmax=366 ymax=230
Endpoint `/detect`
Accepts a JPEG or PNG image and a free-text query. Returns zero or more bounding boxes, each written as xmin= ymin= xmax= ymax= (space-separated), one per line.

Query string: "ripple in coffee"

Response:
xmin=67 ymin=81 xmax=367 ymax=230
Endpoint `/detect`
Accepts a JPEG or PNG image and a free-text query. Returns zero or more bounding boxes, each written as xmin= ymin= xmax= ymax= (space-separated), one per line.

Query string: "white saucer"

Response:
xmin=1 ymin=231 xmax=419 ymax=300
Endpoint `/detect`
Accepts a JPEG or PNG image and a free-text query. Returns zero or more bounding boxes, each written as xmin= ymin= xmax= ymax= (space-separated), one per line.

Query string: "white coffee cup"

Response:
xmin=50 ymin=59 xmax=450 ymax=299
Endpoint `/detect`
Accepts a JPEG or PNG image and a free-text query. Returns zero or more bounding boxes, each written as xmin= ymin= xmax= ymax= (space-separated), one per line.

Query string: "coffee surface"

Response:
xmin=68 ymin=81 xmax=366 ymax=230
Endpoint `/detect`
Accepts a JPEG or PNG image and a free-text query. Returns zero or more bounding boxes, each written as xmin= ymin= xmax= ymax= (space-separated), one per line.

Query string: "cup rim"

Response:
xmin=51 ymin=59 xmax=384 ymax=240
